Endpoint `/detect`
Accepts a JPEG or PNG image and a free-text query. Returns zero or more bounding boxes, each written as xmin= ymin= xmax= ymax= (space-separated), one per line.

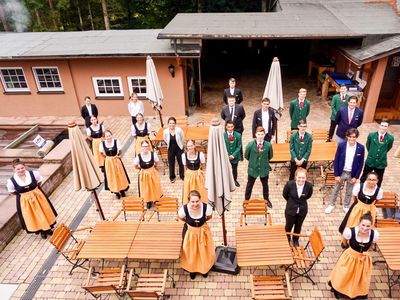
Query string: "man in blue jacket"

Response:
xmin=335 ymin=96 xmax=363 ymax=145
xmin=325 ymin=128 xmax=365 ymax=214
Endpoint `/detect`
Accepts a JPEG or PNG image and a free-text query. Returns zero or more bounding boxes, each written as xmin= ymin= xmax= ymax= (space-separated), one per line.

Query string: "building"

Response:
xmin=1 ymin=0 xmax=400 ymax=122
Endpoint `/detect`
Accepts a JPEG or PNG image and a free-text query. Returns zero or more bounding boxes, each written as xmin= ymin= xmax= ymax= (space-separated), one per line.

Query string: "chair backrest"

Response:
xmin=311 ymin=129 xmax=329 ymax=142
xmin=83 ymin=265 xmax=126 ymax=296
xmin=285 ymin=130 xmax=298 ymax=143
xmin=154 ymin=197 xmax=179 ymax=221
xmin=122 ymin=196 xmax=145 ymax=213
xmin=308 ymin=227 xmax=325 ymax=259
xmin=49 ymin=223 xmax=73 ymax=252
xmin=376 ymin=219 xmax=400 ymax=227
xmin=135 ymin=270 xmax=168 ymax=295
xmin=195 ymin=144 xmax=207 ymax=156
xmin=157 ymin=146 xmax=169 ymax=160
xmin=375 ymin=192 xmax=398 ymax=209
xmin=324 ymin=172 xmax=336 ymax=186
xmin=242 ymin=199 xmax=272 ymax=225
xmin=172 ymin=116 xmax=188 ymax=126
xmin=250 ymin=273 xmax=292 ymax=299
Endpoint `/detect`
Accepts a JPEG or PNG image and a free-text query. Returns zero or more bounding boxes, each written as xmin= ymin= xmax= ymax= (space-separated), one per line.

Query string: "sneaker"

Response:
xmin=325 ymin=205 xmax=335 ymax=214
xmin=343 ymin=206 xmax=349 ymax=213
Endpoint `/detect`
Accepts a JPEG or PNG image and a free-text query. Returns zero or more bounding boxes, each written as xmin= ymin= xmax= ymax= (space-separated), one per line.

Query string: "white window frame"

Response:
xmin=92 ymin=76 xmax=124 ymax=98
xmin=32 ymin=66 xmax=64 ymax=92
xmin=127 ymin=76 xmax=147 ymax=97
xmin=0 ymin=67 xmax=30 ymax=92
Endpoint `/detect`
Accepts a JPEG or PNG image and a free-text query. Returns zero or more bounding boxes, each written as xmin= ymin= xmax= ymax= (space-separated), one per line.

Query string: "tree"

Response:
xmin=100 ymin=0 xmax=109 ymax=29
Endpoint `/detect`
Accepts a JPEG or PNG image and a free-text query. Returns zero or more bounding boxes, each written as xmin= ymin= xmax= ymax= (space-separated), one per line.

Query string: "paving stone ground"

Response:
xmin=0 ymin=70 xmax=399 ymax=300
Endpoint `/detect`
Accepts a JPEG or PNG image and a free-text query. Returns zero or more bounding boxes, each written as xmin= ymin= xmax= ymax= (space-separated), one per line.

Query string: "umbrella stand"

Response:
xmin=91 ymin=189 xmax=105 ymax=220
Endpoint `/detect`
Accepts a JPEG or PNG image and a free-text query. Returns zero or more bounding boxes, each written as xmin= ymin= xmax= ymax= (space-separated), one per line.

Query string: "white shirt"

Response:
xmin=352 ymin=182 xmax=383 ymax=199
xmin=7 ymin=170 xmax=43 ymax=193
xmin=99 ymin=139 xmax=122 ymax=153
xmin=229 ymin=87 xmax=235 ymax=95
xmin=133 ymin=152 xmax=159 ymax=167
xmin=378 ymin=132 xmax=386 ymax=141
xmin=295 ymin=183 xmax=305 ymax=214
xmin=86 ymin=124 xmax=105 ymax=136
xmin=130 ymin=122 xmax=151 ymax=137
xmin=343 ymin=226 xmax=379 ymax=243
xmin=343 ymin=142 xmax=356 ymax=172
xmin=229 ymin=105 xmax=235 ymax=120
xmin=178 ymin=203 xmax=213 ymax=219
xmin=261 ymin=110 xmax=270 ymax=132
xmin=181 ymin=152 xmax=206 ymax=165
xmin=128 ymin=101 xmax=144 ymax=117
xmin=86 ymin=104 xmax=93 ymax=116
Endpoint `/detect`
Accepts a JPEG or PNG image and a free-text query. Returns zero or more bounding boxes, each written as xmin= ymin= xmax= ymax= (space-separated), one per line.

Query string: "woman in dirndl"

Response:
xmin=179 ymin=190 xmax=215 ymax=280
xmin=131 ymin=113 xmax=152 ymax=156
xmin=329 ymin=212 xmax=379 ymax=299
xmin=339 ymin=171 xmax=383 ymax=234
xmin=7 ymin=159 xmax=57 ymax=239
xmin=99 ymin=130 xmax=130 ymax=199
xmin=133 ymin=140 xmax=162 ymax=209
xmin=182 ymin=140 xmax=207 ymax=204
xmin=86 ymin=116 xmax=105 ymax=170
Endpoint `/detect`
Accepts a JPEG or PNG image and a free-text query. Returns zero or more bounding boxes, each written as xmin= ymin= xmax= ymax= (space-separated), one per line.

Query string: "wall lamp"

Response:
xmin=168 ymin=64 xmax=175 ymax=78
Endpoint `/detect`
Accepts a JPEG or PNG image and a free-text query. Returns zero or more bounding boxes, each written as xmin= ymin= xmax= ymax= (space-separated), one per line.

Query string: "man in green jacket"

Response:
xmin=244 ymin=127 xmax=273 ymax=208
xmin=289 ymin=88 xmax=311 ymax=130
xmin=328 ymin=84 xmax=349 ymax=141
xmin=289 ymin=120 xmax=313 ymax=180
xmin=224 ymin=120 xmax=242 ymax=187
xmin=360 ymin=119 xmax=394 ymax=187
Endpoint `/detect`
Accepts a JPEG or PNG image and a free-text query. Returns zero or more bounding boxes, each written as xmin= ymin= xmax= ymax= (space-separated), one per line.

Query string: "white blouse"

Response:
xmin=133 ymin=152 xmax=159 ymax=167
xmin=181 ymin=152 xmax=206 ymax=165
xmin=99 ymin=139 xmax=122 ymax=153
xmin=7 ymin=170 xmax=43 ymax=193
xmin=352 ymin=183 xmax=383 ymax=200
xmin=343 ymin=226 xmax=379 ymax=243
xmin=86 ymin=124 xmax=105 ymax=136
xmin=178 ymin=203 xmax=213 ymax=219
xmin=128 ymin=101 xmax=144 ymax=117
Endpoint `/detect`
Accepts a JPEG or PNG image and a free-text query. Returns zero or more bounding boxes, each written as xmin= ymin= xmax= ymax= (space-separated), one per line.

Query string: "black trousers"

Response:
xmin=328 ymin=119 xmax=336 ymax=140
xmin=264 ymin=134 xmax=272 ymax=142
xmin=289 ymin=161 xmax=308 ymax=180
xmin=245 ymin=175 xmax=269 ymax=200
xmin=168 ymin=145 xmax=184 ymax=181
xmin=230 ymin=162 xmax=238 ymax=181
xmin=360 ymin=164 xmax=385 ymax=188
xmin=285 ymin=213 xmax=307 ymax=242
xmin=131 ymin=116 xmax=137 ymax=125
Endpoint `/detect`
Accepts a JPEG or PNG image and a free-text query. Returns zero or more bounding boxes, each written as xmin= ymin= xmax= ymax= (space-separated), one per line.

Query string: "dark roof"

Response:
xmin=340 ymin=35 xmax=400 ymax=65
xmin=158 ymin=2 xmax=400 ymax=39
xmin=0 ymin=29 xmax=199 ymax=59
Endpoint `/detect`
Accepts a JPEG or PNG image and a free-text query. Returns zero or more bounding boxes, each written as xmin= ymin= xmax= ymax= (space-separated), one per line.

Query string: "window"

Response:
xmin=92 ymin=77 xmax=124 ymax=98
xmin=127 ymin=76 xmax=147 ymax=97
xmin=32 ymin=67 xmax=63 ymax=92
xmin=0 ymin=67 xmax=30 ymax=92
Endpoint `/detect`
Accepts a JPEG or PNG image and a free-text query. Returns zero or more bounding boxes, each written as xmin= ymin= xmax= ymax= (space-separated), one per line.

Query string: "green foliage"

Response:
xmin=0 ymin=0 xmax=262 ymax=32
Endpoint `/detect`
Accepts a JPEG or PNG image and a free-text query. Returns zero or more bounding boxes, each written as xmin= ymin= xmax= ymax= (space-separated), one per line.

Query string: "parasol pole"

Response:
xmin=221 ymin=200 xmax=228 ymax=246
xmin=91 ymin=189 xmax=105 ymax=220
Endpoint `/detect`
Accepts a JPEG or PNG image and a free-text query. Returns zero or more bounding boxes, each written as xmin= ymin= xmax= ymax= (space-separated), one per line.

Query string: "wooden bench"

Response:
xmin=250 ymin=272 xmax=292 ymax=300
xmin=126 ymin=269 xmax=168 ymax=300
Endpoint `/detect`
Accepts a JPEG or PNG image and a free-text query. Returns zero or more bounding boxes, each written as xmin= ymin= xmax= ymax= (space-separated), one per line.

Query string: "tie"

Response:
xmin=299 ymin=101 xmax=304 ymax=109
xmin=349 ymin=109 xmax=353 ymax=123
xmin=228 ymin=134 xmax=233 ymax=142
xmin=379 ymin=135 xmax=383 ymax=143
xmin=258 ymin=143 xmax=262 ymax=153
xmin=230 ymin=107 xmax=234 ymax=120
xmin=341 ymin=95 xmax=345 ymax=102
xmin=300 ymin=135 xmax=303 ymax=142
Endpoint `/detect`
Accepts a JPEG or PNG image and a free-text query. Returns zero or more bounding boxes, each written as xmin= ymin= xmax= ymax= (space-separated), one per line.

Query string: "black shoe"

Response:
xmin=234 ymin=181 xmax=240 ymax=187
xmin=40 ymin=232 xmax=47 ymax=239
xmin=326 ymin=138 xmax=331 ymax=142
xmin=180 ymin=176 xmax=185 ymax=181
xmin=46 ymin=229 xmax=53 ymax=236
xmin=202 ymin=273 xmax=208 ymax=278
xmin=170 ymin=178 xmax=176 ymax=184
xmin=293 ymin=240 xmax=299 ymax=247
xmin=120 ymin=191 xmax=126 ymax=197
xmin=266 ymin=199 xmax=273 ymax=209
xmin=115 ymin=193 xmax=121 ymax=199
xmin=189 ymin=272 xmax=196 ymax=280
xmin=146 ymin=202 xmax=152 ymax=209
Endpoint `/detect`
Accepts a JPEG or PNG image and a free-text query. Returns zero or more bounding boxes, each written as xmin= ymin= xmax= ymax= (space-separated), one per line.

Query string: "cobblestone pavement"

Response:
xmin=0 ymin=70 xmax=399 ymax=300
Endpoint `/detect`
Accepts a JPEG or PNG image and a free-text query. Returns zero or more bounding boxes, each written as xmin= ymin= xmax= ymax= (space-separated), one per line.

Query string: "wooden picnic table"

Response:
xmin=153 ymin=126 xmax=209 ymax=145
xmin=270 ymin=142 xmax=336 ymax=163
xmin=77 ymin=221 xmax=139 ymax=259
xmin=376 ymin=227 xmax=400 ymax=298
xmin=235 ymin=224 xmax=294 ymax=267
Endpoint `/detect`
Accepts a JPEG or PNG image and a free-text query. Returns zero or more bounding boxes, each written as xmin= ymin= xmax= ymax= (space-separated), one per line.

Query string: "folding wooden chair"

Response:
xmin=375 ymin=192 xmax=399 ymax=227
xmin=250 ymin=272 xmax=292 ymax=299
xmin=286 ymin=227 xmax=325 ymax=284
xmin=240 ymin=199 xmax=272 ymax=226
xmin=173 ymin=116 xmax=188 ymax=127
xmin=285 ymin=129 xmax=298 ymax=143
xmin=195 ymin=144 xmax=207 ymax=158
xmin=126 ymin=269 xmax=168 ymax=300
xmin=319 ymin=166 xmax=342 ymax=205
xmin=149 ymin=197 xmax=179 ymax=222
xmin=82 ymin=265 xmax=127 ymax=299
xmin=49 ymin=223 xmax=91 ymax=275
xmin=111 ymin=196 xmax=146 ymax=221
xmin=196 ymin=113 xmax=216 ymax=126
xmin=311 ymin=129 xmax=329 ymax=142
xmin=156 ymin=146 xmax=169 ymax=175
